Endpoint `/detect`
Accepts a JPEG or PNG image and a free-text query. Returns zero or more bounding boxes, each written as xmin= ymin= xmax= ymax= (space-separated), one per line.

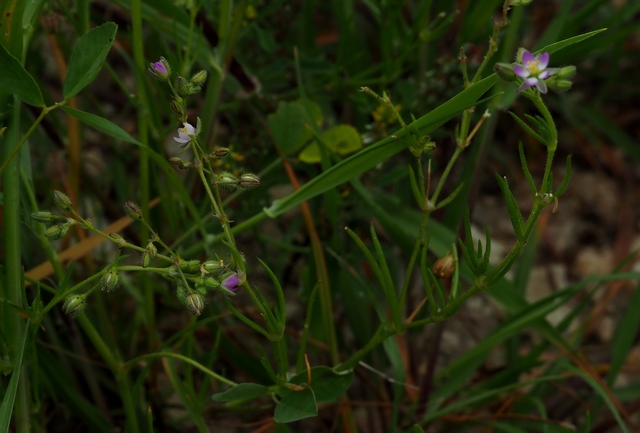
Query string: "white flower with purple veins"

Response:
xmin=513 ymin=50 xmax=557 ymax=94
xmin=174 ymin=122 xmax=196 ymax=147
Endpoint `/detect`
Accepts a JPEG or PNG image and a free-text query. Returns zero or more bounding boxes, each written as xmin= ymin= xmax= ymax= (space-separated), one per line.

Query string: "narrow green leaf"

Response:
xmin=518 ymin=142 xmax=537 ymax=195
xmin=60 ymin=106 xmax=141 ymax=144
xmin=494 ymin=174 xmax=524 ymax=243
xmin=554 ymin=155 xmax=572 ymax=198
xmin=509 ymin=112 xmax=546 ymax=145
xmin=407 ymin=166 xmax=425 ymax=207
xmin=534 ymin=28 xmax=607 ymax=56
xmin=63 ymin=22 xmax=118 ymax=98
xmin=274 ymin=387 xmax=317 ymax=423
xmin=567 ymin=365 xmax=629 ymax=433
xmin=607 ymin=280 xmax=640 ymax=386
xmin=211 ymin=383 xmax=270 ymax=402
xmin=0 ymin=43 xmax=44 ymax=107
xmin=480 ymin=225 xmax=492 ymax=275
xmin=0 ymin=319 xmax=30 ymax=433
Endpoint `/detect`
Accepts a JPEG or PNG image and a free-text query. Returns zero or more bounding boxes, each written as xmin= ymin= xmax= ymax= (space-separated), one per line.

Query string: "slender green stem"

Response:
xmin=273 ymin=338 xmax=289 ymax=382
xmin=0 ymin=101 xmax=65 ymax=177
xmin=431 ymin=146 xmax=463 ymax=204
xmin=37 ymin=269 xmax=108 ymax=320
xmin=123 ymin=352 xmax=237 ymax=386
xmin=336 ymin=321 xmax=393 ymax=372
xmin=131 ymin=0 xmax=155 ymax=352
xmin=399 ymin=209 xmax=431 ymax=307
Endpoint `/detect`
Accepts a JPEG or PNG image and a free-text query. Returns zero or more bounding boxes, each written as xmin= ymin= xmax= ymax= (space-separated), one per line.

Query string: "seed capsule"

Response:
xmin=433 ymin=253 xmax=455 ymax=279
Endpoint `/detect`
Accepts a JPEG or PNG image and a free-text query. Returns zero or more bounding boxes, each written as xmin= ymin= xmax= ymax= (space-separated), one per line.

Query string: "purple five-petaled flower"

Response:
xmin=149 ymin=60 xmax=169 ymax=80
xmin=174 ymin=122 xmax=196 ymax=147
xmin=221 ymin=274 xmax=239 ymax=294
xmin=513 ymin=50 xmax=557 ymax=94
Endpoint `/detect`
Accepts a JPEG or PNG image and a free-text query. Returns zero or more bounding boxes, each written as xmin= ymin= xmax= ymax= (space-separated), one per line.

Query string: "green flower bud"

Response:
xmin=101 ymin=269 xmax=120 ymax=292
xmin=556 ymin=65 xmax=576 ymax=79
xmin=215 ymin=172 xmax=238 ymax=190
xmin=169 ymin=157 xmax=192 ymax=169
xmin=146 ymin=242 xmax=158 ymax=258
xmin=176 ymin=75 xmax=190 ymax=97
xmin=190 ymin=70 xmax=208 ymax=85
xmin=170 ymin=99 xmax=186 ymax=120
xmin=179 ymin=259 xmax=201 ymax=273
xmin=53 ymin=190 xmax=73 ymax=212
xmin=109 ymin=233 xmax=127 ymax=248
xmin=123 ymin=201 xmax=143 ymax=221
xmin=185 ymin=293 xmax=205 ymax=315
xmin=44 ymin=224 xmax=70 ymax=240
xmin=142 ymin=251 xmax=151 ymax=268
xmin=213 ymin=147 xmax=230 ymax=158
xmin=31 ymin=211 xmax=61 ymax=224
xmin=63 ymin=294 xmax=87 ymax=318
xmin=548 ymin=79 xmax=573 ymax=93
xmin=494 ymin=62 xmax=517 ymax=82
xmin=238 ymin=173 xmax=260 ymax=190
xmin=201 ymin=260 xmax=225 ymax=276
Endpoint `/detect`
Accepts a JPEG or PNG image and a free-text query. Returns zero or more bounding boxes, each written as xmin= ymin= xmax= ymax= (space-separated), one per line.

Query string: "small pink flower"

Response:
xmin=513 ymin=50 xmax=557 ymax=93
xmin=174 ymin=122 xmax=196 ymax=147
xmin=221 ymin=274 xmax=239 ymax=294
xmin=148 ymin=58 xmax=170 ymax=80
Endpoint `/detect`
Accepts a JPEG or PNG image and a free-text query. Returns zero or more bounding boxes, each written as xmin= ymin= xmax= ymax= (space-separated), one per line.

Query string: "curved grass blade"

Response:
xmin=0 ymin=319 xmax=30 ymax=433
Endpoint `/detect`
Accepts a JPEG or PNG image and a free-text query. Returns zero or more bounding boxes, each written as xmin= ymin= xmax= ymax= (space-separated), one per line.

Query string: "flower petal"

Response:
xmin=183 ymin=123 xmax=196 ymax=135
xmin=513 ymin=64 xmax=530 ymax=78
xmin=539 ymin=70 xmax=551 ymax=80
xmin=536 ymin=79 xmax=548 ymax=94
xmin=537 ymin=52 xmax=549 ymax=69
xmin=174 ymin=137 xmax=190 ymax=144
xmin=521 ymin=50 xmax=535 ymax=65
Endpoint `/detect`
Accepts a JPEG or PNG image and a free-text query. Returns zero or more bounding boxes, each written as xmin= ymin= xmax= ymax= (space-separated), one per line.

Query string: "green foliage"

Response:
xmin=2 ymin=0 xmax=638 ymax=431
xmin=63 ymin=23 xmax=118 ymax=99
xmin=0 ymin=43 xmax=44 ymax=107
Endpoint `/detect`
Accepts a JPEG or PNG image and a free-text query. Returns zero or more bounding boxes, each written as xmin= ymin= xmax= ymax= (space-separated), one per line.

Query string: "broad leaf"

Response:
xmin=289 ymin=366 xmax=354 ymax=403
xmin=299 ymin=124 xmax=362 ymax=163
xmin=274 ymin=387 xmax=317 ymax=423
xmin=0 ymin=43 xmax=44 ymax=107
xmin=63 ymin=22 xmax=118 ymax=99
xmin=268 ymin=100 xmax=322 ymax=155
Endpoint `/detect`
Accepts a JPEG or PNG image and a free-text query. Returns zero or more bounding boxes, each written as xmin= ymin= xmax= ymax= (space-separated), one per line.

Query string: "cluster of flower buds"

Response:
xmin=31 ymin=191 xmax=82 ymax=241
xmin=213 ymin=172 xmax=261 ymax=191
xmin=42 ymin=218 xmax=76 ymax=240
xmin=175 ymin=71 xmax=208 ymax=98
xmin=142 ymin=239 xmax=158 ymax=268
